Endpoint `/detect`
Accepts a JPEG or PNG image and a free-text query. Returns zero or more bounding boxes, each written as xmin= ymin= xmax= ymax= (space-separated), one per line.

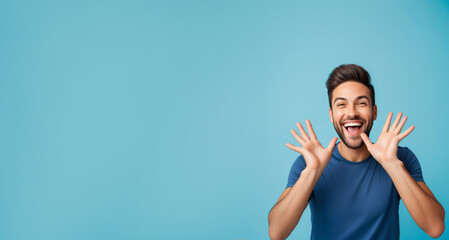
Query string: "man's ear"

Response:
xmin=373 ymin=105 xmax=377 ymax=120
xmin=329 ymin=107 xmax=333 ymax=123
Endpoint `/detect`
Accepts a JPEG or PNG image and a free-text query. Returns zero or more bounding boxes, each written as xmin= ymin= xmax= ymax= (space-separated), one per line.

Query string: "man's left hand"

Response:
xmin=360 ymin=112 xmax=415 ymax=166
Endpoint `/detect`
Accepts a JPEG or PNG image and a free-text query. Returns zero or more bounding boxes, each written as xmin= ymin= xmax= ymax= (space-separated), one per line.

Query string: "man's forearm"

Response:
xmin=268 ymin=168 xmax=322 ymax=240
xmin=383 ymin=160 xmax=445 ymax=238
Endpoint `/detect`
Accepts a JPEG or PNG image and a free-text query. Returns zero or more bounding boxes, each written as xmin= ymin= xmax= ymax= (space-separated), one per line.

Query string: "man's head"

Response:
xmin=326 ymin=64 xmax=377 ymax=149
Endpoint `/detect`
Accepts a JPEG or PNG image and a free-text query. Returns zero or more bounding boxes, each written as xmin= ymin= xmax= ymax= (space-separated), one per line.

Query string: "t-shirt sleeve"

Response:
xmin=286 ymin=155 xmax=307 ymax=188
xmin=397 ymin=146 xmax=425 ymax=183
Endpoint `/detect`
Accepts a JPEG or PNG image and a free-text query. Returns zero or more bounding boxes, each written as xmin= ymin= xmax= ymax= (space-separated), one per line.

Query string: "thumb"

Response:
xmin=326 ymin=137 xmax=338 ymax=151
xmin=360 ymin=133 xmax=372 ymax=149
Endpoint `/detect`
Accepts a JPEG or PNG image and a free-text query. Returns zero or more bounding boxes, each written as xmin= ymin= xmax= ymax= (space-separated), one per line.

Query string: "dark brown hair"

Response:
xmin=326 ymin=64 xmax=375 ymax=108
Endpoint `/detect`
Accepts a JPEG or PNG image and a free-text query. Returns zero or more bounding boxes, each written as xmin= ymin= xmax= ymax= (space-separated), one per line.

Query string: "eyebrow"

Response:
xmin=333 ymin=96 xmax=370 ymax=104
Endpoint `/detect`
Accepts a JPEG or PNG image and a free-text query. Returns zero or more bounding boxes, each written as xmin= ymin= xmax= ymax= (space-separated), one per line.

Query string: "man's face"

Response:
xmin=329 ymin=81 xmax=377 ymax=149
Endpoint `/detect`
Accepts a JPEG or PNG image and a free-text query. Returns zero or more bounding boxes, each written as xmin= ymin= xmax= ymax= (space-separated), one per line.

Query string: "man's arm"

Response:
xmin=268 ymin=168 xmax=322 ymax=240
xmin=268 ymin=120 xmax=337 ymax=240
xmin=382 ymin=162 xmax=445 ymax=238
xmin=361 ymin=112 xmax=445 ymax=238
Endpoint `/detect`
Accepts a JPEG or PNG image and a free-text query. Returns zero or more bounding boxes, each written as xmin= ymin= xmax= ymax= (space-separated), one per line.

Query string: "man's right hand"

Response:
xmin=269 ymin=120 xmax=337 ymax=240
xmin=286 ymin=120 xmax=338 ymax=171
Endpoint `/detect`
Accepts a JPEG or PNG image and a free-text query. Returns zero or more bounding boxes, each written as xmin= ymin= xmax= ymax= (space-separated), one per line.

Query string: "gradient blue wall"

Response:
xmin=1 ymin=0 xmax=448 ymax=239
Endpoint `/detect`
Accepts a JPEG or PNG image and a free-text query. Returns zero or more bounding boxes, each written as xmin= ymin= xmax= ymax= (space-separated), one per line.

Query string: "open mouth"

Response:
xmin=342 ymin=122 xmax=364 ymax=137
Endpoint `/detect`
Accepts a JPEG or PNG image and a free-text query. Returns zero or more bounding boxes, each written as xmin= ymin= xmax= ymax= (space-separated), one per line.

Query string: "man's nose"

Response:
xmin=347 ymin=104 xmax=358 ymax=118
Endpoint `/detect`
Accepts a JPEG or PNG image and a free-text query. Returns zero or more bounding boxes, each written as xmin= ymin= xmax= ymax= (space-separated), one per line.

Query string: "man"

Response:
xmin=268 ymin=64 xmax=445 ymax=240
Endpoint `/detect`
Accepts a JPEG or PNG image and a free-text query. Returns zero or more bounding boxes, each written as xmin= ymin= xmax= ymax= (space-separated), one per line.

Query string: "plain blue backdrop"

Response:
xmin=0 ymin=0 xmax=448 ymax=239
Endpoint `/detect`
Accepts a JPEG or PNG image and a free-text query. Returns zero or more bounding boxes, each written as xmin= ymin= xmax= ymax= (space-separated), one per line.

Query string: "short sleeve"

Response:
xmin=397 ymin=146 xmax=424 ymax=183
xmin=286 ymin=155 xmax=307 ymax=188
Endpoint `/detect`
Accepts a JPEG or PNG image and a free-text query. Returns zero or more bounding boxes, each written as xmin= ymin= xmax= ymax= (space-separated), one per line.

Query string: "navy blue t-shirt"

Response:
xmin=286 ymin=142 xmax=424 ymax=240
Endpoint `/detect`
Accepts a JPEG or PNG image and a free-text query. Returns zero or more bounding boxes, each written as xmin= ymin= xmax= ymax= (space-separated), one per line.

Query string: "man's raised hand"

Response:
xmin=286 ymin=120 xmax=338 ymax=171
xmin=360 ymin=112 xmax=415 ymax=166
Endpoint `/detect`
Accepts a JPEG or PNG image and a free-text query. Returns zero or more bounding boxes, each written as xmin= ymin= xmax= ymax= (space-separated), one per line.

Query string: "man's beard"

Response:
xmin=332 ymin=115 xmax=374 ymax=149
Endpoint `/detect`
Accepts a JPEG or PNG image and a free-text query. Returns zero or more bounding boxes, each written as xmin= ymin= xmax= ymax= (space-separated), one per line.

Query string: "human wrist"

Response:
xmin=300 ymin=167 xmax=324 ymax=184
xmin=304 ymin=165 xmax=325 ymax=175
xmin=380 ymin=158 xmax=404 ymax=172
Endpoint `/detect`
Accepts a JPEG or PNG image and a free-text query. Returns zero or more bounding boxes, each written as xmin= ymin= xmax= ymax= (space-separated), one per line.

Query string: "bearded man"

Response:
xmin=268 ymin=64 xmax=445 ymax=240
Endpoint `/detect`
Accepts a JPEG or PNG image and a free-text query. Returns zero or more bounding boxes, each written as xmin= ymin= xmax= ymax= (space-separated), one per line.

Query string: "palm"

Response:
xmin=286 ymin=120 xmax=338 ymax=170
xmin=361 ymin=112 xmax=415 ymax=164
xmin=368 ymin=131 xmax=400 ymax=161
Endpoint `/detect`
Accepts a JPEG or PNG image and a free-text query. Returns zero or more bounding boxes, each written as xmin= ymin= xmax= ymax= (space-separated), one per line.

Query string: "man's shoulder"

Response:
xmin=397 ymin=146 xmax=424 ymax=181
xmin=291 ymin=155 xmax=306 ymax=168
xmin=397 ymin=145 xmax=416 ymax=156
xmin=397 ymin=145 xmax=419 ymax=163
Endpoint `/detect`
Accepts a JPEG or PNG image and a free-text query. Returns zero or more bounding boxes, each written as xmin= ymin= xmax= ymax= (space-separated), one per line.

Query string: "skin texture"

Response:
xmin=268 ymin=81 xmax=445 ymax=240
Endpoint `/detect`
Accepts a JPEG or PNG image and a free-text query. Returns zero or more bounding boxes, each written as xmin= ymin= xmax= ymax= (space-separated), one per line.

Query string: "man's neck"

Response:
xmin=337 ymin=141 xmax=371 ymax=162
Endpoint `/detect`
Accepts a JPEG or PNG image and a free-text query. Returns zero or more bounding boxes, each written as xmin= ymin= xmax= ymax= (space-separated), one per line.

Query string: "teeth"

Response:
xmin=344 ymin=122 xmax=362 ymax=127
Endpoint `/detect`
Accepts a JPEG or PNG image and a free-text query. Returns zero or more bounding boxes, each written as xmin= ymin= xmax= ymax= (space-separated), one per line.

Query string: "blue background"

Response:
xmin=1 ymin=0 xmax=448 ymax=239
